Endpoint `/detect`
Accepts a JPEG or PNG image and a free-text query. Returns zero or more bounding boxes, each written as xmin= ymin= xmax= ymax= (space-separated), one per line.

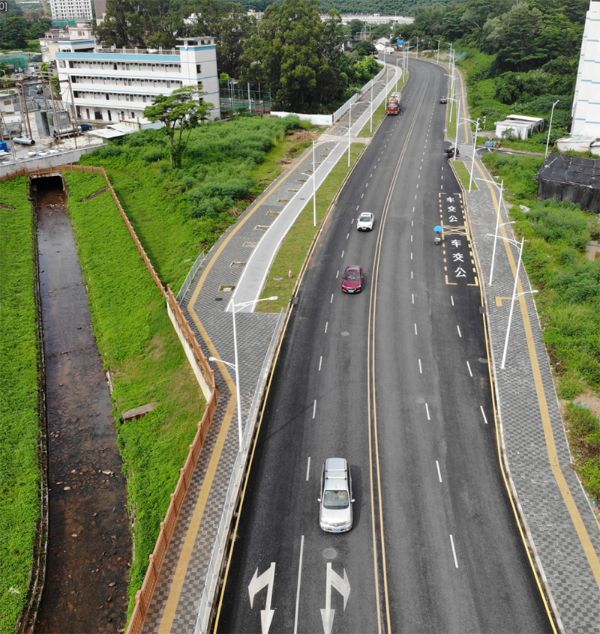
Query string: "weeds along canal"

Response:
xmin=33 ymin=176 xmax=131 ymax=634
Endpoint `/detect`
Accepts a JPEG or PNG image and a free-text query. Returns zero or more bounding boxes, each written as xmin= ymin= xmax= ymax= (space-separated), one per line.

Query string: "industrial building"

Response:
xmin=55 ymin=38 xmax=221 ymax=125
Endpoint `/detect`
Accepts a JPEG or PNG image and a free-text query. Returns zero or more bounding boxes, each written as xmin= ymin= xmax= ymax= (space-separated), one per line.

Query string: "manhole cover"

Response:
xmin=274 ymin=276 xmax=283 ymax=281
xmin=323 ymin=548 xmax=337 ymax=560
xmin=478 ymin=358 xmax=488 ymax=364
xmin=415 ymin=397 xmax=425 ymax=404
xmin=215 ymin=298 xmax=223 ymax=301
xmin=341 ymin=331 xmax=350 ymax=336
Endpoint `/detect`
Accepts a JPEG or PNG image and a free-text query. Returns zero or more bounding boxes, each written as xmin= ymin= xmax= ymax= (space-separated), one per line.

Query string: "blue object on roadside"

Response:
xmin=572 ymin=402 xmax=590 ymax=409
xmin=0 ymin=142 xmax=7 ymax=153
xmin=485 ymin=141 xmax=494 ymax=147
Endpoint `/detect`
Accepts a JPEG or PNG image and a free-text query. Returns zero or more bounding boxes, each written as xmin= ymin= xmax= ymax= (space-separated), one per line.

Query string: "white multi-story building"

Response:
xmin=55 ymin=38 xmax=220 ymax=124
xmin=50 ymin=0 xmax=93 ymax=21
xmin=40 ymin=21 xmax=95 ymax=63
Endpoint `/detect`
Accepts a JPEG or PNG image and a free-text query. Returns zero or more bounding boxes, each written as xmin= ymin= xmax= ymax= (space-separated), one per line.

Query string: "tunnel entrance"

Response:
xmin=32 ymin=175 xmax=131 ymax=633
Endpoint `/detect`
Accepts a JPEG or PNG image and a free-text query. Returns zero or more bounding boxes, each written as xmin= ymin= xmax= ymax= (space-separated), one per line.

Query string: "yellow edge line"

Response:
xmin=158 ymin=145 xmax=316 ymax=630
xmin=474 ymin=159 xmax=600 ymax=590
xmin=158 ymin=393 xmax=238 ymax=633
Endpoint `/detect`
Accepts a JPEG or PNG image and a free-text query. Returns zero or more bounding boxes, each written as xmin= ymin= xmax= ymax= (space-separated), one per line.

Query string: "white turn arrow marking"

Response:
xmin=320 ymin=563 xmax=351 ymax=634
xmin=248 ymin=562 xmax=276 ymax=634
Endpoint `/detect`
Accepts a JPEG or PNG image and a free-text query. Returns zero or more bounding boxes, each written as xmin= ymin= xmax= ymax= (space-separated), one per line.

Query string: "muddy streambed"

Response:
xmin=34 ymin=177 xmax=131 ymax=633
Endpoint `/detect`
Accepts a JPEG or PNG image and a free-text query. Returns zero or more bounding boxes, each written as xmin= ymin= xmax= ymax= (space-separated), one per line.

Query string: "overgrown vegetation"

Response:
xmin=483 ymin=152 xmax=600 ymax=398
xmin=78 ymin=115 xmax=305 ymax=290
xmin=484 ymin=151 xmax=600 ymax=501
xmin=565 ymin=403 xmax=600 ymax=504
xmin=0 ymin=178 xmax=40 ymax=633
xmin=64 ymin=172 xmax=206 ymax=613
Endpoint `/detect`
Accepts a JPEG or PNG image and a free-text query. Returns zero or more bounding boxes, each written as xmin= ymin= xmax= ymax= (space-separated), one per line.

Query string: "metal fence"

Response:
xmin=176 ymin=250 xmax=206 ymax=303
xmin=193 ymin=308 xmax=287 ymax=634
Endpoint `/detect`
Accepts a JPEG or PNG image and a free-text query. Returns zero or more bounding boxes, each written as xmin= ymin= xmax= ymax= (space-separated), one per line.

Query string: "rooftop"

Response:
xmin=536 ymin=153 xmax=600 ymax=189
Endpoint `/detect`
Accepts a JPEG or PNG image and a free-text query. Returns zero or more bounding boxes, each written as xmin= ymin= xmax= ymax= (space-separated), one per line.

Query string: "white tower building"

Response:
xmin=571 ymin=1 xmax=600 ymax=137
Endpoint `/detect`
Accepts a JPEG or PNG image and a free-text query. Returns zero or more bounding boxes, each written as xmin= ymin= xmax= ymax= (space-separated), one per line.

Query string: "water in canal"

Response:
xmin=33 ymin=176 xmax=131 ymax=633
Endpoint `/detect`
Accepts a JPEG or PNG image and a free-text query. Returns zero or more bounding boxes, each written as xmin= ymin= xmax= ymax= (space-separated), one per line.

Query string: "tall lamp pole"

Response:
xmin=545 ymin=99 xmax=560 ymax=159
xmin=477 ymin=176 xmax=505 ymax=286
xmin=211 ymin=295 xmax=278 ymax=451
xmin=313 ymin=140 xmax=328 ymax=227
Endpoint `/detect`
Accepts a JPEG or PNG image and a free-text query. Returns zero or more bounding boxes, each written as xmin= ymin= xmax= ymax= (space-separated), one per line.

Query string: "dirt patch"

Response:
xmin=569 ymin=389 xmax=600 ymax=419
xmin=33 ymin=180 xmax=131 ymax=634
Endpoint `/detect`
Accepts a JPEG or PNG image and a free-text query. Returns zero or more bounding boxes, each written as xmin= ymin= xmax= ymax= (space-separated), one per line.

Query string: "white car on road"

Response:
xmin=357 ymin=212 xmax=374 ymax=231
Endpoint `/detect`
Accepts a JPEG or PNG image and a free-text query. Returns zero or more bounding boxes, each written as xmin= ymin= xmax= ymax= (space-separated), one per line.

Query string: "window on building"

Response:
xmin=113 ymin=63 xmax=117 ymax=70
xmin=130 ymin=111 xmax=135 ymax=118
xmin=106 ymin=93 xmax=109 ymax=100
xmin=196 ymin=64 xmax=201 ymax=74
xmin=59 ymin=60 xmax=66 ymax=68
xmin=142 ymin=96 xmax=146 ymax=103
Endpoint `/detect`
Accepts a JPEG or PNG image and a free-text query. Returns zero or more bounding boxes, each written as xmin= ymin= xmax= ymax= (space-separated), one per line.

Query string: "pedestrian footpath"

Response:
xmin=450 ymin=64 xmax=600 ymax=632
xmin=138 ymin=65 xmax=401 ymax=634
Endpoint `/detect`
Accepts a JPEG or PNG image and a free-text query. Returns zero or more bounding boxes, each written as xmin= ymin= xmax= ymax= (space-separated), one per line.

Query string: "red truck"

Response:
xmin=387 ymin=92 xmax=402 ymax=115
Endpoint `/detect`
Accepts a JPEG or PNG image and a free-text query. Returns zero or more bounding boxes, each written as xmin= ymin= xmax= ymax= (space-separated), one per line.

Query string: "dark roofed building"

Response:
xmin=535 ymin=153 xmax=600 ymax=214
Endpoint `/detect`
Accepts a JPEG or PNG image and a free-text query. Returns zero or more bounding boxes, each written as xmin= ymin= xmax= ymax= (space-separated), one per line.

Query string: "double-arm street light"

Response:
xmin=461 ymin=116 xmax=480 ymax=191
xmin=210 ymin=295 xmax=278 ymax=451
xmin=477 ymin=176 xmax=506 ymax=285
xmin=447 ymin=96 xmax=461 ymax=159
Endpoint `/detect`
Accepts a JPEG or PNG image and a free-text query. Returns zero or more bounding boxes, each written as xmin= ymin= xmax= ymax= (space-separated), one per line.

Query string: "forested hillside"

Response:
xmin=398 ymin=0 xmax=590 ymax=143
xmin=238 ymin=0 xmax=462 ymax=15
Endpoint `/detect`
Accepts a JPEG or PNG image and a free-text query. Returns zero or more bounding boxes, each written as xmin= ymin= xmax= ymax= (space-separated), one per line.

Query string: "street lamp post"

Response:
xmin=370 ymin=81 xmax=373 ymax=133
xmin=447 ymin=96 xmax=461 ymax=158
xmin=348 ymin=103 xmax=352 ymax=168
xmin=477 ymin=176 xmax=505 ymax=285
xmin=545 ymin=99 xmax=560 ymax=159
xmin=461 ymin=116 xmax=480 ymax=191
xmin=210 ymin=295 xmax=278 ymax=451
xmin=313 ymin=140 xmax=329 ymax=227
xmin=500 ymin=238 xmax=536 ymax=369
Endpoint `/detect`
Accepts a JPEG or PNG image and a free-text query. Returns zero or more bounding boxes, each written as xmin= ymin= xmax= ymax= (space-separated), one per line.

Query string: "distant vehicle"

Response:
xmin=440 ymin=96 xmax=447 ymax=104
xmin=319 ymin=458 xmax=354 ymax=533
xmin=387 ymin=100 xmax=400 ymax=115
xmin=444 ymin=147 xmax=460 ymax=159
xmin=357 ymin=212 xmax=374 ymax=231
xmin=78 ymin=124 xmax=92 ymax=131
xmin=13 ymin=137 xmax=35 ymax=146
xmin=341 ymin=265 xmax=364 ymax=293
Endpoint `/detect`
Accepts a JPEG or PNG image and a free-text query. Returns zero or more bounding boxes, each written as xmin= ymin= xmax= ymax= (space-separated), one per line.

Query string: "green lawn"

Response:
xmin=451 ymin=160 xmax=479 ymax=191
xmin=0 ymin=178 xmax=40 ymax=633
xmin=256 ymin=143 xmax=364 ymax=313
xmin=64 ymin=172 xmax=206 ymax=614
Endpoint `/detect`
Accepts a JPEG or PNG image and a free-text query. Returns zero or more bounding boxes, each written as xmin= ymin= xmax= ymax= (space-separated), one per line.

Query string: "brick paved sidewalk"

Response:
xmin=139 ymin=67 xmax=400 ymax=634
xmin=463 ymin=157 xmax=600 ymax=634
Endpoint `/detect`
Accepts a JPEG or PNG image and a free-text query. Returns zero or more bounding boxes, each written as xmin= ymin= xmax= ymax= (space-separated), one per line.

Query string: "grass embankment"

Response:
xmin=0 ymin=178 xmax=40 ymax=632
xmin=256 ymin=143 xmax=364 ymax=313
xmin=483 ymin=152 xmax=600 ymax=502
xmin=78 ymin=116 xmax=307 ymax=291
xmin=358 ymin=69 xmax=409 ymax=138
xmin=64 ymin=172 xmax=205 ymax=613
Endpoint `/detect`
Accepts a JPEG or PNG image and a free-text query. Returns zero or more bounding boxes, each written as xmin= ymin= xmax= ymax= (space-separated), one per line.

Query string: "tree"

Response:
xmin=181 ymin=0 xmax=256 ymax=77
xmin=28 ymin=18 xmax=52 ymax=39
xmin=143 ymin=85 xmax=213 ymax=168
xmin=0 ymin=16 xmax=30 ymax=49
xmin=353 ymin=40 xmax=376 ymax=57
xmin=242 ymin=0 xmax=344 ymax=111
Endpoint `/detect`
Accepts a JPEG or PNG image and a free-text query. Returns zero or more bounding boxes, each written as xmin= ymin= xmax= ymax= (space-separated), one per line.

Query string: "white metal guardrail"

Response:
xmin=332 ymin=65 xmax=386 ymax=122
xmin=193 ymin=308 xmax=286 ymax=634
xmin=176 ymin=250 xmax=206 ymax=303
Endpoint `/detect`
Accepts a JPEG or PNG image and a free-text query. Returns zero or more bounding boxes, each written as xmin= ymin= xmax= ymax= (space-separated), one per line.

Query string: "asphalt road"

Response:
xmin=216 ymin=58 xmax=552 ymax=634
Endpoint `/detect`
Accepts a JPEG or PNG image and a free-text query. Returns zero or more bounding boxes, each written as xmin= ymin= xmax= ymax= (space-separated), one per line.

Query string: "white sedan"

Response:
xmin=356 ymin=212 xmax=374 ymax=231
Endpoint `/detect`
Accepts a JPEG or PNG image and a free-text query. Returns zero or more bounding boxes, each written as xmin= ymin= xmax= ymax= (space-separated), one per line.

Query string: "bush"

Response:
xmin=529 ymin=200 xmax=591 ymax=250
xmin=565 ymin=403 xmax=600 ymax=503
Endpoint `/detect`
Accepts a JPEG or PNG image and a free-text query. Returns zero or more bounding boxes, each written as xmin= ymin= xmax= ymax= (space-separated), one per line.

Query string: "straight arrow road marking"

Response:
xmin=248 ymin=562 xmax=276 ymax=634
xmin=321 ymin=563 xmax=351 ymax=634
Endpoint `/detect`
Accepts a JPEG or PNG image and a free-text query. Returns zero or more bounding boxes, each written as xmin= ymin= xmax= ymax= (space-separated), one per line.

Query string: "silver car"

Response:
xmin=319 ymin=458 xmax=354 ymax=532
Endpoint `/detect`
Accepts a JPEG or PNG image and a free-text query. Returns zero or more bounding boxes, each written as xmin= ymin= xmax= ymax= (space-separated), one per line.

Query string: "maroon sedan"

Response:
xmin=341 ymin=266 xmax=364 ymax=293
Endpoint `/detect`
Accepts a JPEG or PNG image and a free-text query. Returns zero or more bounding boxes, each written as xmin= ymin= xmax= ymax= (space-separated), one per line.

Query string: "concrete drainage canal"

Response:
xmin=32 ymin=175 xmax=131 ymax=633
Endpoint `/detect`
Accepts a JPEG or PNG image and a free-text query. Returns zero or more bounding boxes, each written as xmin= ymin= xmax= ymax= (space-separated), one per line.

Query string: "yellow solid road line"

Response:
xmin=158 ymin=393 xmax=238 ymax=634
xmin=158 ymin=148 xmax=316 ymax=632
xmin=474 ymin=160 xmax=600 ymax=592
